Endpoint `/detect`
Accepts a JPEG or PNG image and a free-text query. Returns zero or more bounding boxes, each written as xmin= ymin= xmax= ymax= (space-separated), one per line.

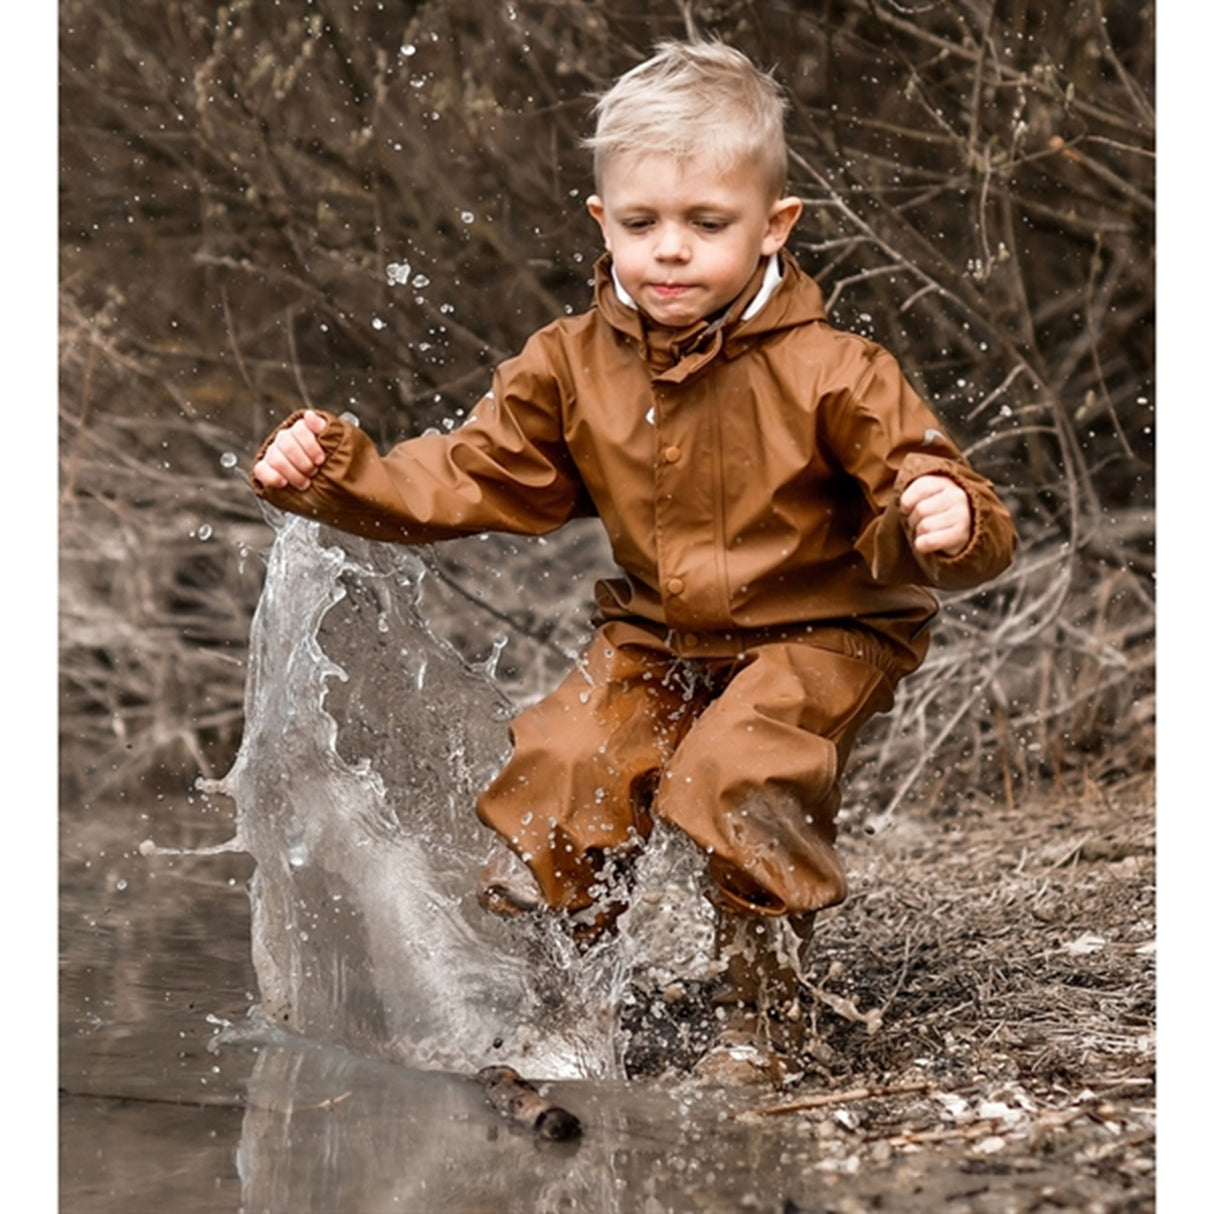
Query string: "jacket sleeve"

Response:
xmin=821 ymin=346 xmax=1018 ymax=591
xmin=250 ymin=332 xmax=595 ymax=544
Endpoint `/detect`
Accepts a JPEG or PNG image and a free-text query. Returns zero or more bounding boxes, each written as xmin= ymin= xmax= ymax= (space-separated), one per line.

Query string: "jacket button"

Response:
xmin=663 ymin=445 xmax=682 ymax=463
xmin=666 ymin=577 xmax=685 ymax=595
xmin=682 ymin=632 xmax=699 ymax=649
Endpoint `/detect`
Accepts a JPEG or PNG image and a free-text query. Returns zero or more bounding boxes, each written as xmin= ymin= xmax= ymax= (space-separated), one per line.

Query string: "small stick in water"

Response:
xmin=476 ymin=1065 xmax=582 ymax=1141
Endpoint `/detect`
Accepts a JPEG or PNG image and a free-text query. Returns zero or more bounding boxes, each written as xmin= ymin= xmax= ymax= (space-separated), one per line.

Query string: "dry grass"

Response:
xmin=816 ymin=776 xmax=1155 ymax=1088
xmin=736 ymin=776 xmax=1157 ymax=1206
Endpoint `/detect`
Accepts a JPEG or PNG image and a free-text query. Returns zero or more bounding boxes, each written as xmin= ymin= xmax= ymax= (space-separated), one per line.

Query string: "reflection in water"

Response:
xmin=237 ymin=1041 xmax=602 ymax=1212
xmin=59 ymin=803 xmax=257 ymax=1214
xmin=234 ymin=1032 xmax=806 ymax=1214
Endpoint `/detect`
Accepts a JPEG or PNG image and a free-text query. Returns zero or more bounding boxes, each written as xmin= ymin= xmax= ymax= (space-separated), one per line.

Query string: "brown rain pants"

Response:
xmin=476 ymin=618 xmax=918 ymax=919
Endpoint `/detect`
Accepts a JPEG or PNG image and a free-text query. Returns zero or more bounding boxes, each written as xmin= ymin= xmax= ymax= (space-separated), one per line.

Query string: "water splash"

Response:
xmin=201 ymin=511 xmax=726 ymax=1080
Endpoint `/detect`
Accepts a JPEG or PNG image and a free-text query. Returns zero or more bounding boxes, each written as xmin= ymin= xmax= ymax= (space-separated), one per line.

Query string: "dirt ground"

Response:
xmin=713 ymin=774 xmax=1157 ymax=1212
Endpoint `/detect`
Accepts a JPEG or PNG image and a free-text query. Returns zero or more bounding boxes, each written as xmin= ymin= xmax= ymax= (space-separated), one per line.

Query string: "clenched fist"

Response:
xmin=899 ymin=474 xmax=972 ymax=557
xmin=252 ymin=410 xmax=328 ymax=491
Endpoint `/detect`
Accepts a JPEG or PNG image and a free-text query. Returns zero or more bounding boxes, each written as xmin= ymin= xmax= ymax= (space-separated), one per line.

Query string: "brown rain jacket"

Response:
xmin=252 ymin=252 xmax=1018 ymax=667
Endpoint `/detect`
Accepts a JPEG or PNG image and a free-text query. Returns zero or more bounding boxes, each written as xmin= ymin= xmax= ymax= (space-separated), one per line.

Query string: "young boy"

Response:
xmin=251 ymin=40 xmax=1016 ymax=1081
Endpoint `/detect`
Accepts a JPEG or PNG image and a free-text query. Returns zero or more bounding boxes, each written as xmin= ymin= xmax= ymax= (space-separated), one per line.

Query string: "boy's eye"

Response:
xmin=614 ymin=214 xmax=730 ymax=234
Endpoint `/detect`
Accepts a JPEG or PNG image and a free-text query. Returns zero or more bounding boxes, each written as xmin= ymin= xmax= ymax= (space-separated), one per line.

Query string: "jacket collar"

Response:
xmin=592 ymin=251 xmax=828 ymax=382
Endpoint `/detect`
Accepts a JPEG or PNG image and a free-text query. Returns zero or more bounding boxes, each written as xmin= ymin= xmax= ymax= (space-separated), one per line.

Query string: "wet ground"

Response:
xmin=57 ymin=785 xmax=1165 ymax=1213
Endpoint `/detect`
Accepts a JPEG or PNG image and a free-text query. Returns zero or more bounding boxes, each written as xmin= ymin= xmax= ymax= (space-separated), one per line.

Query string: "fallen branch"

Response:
xmin=739 ymin=1079 xmax=932 ymax=1119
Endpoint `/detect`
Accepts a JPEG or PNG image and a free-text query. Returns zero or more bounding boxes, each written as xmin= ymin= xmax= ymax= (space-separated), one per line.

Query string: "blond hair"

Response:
xmin=585 ymin=40 xmax=790 ymax=198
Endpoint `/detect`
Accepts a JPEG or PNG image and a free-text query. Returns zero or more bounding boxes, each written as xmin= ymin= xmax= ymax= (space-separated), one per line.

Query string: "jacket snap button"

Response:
xmin=683 ymin=632 xmax=699 ymax=648
xmin=663 ymin=445 xmax=682 ymax=463
xmin=666 ymin=577 xmax=685 ymax=595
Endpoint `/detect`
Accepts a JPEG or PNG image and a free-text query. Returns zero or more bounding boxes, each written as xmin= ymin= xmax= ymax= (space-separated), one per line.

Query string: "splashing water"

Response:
xmin=201 ymin=511 xmax=724 ymax=1080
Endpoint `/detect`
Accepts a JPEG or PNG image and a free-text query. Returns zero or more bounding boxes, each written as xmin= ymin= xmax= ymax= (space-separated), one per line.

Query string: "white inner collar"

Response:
xmin=742 ymin=253 xmax=783 ymax=321
xmin=611 ymin=254 xmax=783 ymax=322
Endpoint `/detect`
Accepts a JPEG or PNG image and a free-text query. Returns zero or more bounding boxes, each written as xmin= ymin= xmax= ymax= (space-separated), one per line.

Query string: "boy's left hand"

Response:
xmin=900 ymin=474 xmax=972 ymax=557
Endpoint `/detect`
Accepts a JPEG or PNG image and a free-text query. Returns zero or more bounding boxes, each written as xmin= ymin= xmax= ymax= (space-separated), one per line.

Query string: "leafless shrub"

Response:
xmin=59 ymin=0 xmax=1154 ymax=806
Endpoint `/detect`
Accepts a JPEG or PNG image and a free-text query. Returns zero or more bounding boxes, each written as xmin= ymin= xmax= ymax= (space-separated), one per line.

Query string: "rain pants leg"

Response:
xmin=475 ymin=620 xmax=715 ymax=921
xmin=654 ymin=639 xmax=897 ymax=916
xmin=475 ymin=619 xmax=905 ymax=924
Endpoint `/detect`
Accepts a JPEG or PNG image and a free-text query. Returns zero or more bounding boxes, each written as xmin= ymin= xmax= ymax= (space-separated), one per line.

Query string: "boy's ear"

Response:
xmin=586 ymin=195 xmax=611 ymax=250
xmin=761 ymin=195 xmax=803 ymax=256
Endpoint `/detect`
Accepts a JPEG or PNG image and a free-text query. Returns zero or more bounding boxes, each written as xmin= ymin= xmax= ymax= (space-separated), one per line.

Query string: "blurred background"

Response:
xmin=57 ymin=0 xmax=1155 ymax=816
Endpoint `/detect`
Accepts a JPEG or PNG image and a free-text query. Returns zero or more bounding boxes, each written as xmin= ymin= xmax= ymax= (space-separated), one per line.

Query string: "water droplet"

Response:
xmin=371 ymin=316 xmax=387 ymax=330
xmin=197 ymin=524 xmax=213 ymax=541
xmin=115 ymin=878 xmax=128 ymax=892
xmin=460 ymin=211 xmax=474 ymax=224
xmin=386 ymin=261 xmax=411 ymax=286
xmin=220 ymin=451 xmax=238 ymax=469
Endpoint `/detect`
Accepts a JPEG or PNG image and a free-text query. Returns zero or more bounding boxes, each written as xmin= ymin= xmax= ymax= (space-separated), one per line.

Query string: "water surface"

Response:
xmin=59 ymin=792 xmax=840 ymax=1213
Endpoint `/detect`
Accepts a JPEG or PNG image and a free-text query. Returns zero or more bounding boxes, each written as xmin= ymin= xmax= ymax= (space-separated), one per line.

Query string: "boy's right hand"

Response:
xmin=252 ymin=409 xmax=328 ymax=490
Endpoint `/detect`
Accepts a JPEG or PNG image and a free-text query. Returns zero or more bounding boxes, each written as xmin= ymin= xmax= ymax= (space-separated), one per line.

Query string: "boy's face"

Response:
xmin=587 ymin=153 xmax=802 ymax=329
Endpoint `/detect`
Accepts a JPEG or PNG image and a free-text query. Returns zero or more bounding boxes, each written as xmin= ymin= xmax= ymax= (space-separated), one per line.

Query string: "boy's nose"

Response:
xmin=653 ymin=224 xmax=690 ymax=261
